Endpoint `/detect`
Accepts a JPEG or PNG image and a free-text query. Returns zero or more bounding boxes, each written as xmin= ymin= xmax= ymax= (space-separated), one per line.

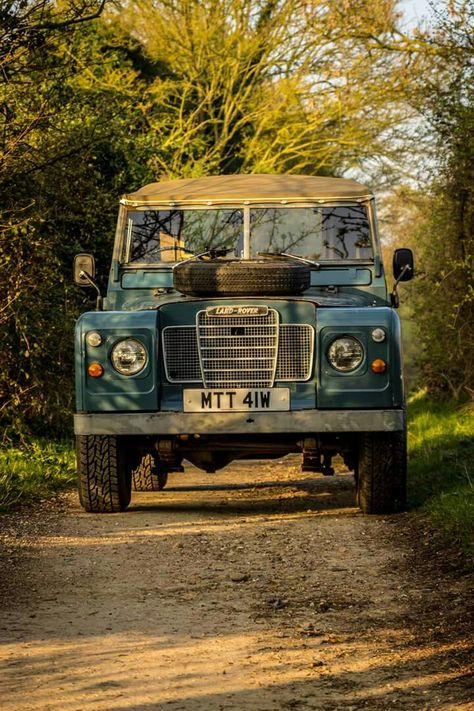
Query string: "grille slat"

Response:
xmin=162 ymin=317 xmax=314 ymax=385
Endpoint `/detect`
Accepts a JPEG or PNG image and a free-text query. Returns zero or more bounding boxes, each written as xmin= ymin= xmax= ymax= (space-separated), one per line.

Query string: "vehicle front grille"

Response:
xmin=163 ymin=326 xmax=201 ymax=382
xmin=197 ymin=309 xmax=279 ymax=388
xmin=275 ymin=325 xmax=314 ymax=381
xmin=162 ymin=317 xmax=314 ymax=385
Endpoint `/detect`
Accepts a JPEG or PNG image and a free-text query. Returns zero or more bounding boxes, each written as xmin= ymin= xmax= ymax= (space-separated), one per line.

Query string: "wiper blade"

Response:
xmin=151 ymin=245 xmax=195 ymax=256
xmin=173 ymin=246 xmax=233 ymax=267
xmin=257 ymin=251 xmax=320 ymax=269
xmin=201 ymin=247 xmax=233 ymax=260
xmin=153 ymin=244 xmax=194 ymax=254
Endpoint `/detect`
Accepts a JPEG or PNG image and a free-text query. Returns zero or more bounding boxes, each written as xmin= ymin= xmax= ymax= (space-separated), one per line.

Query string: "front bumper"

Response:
xmin=74 ymin=409 xmax=405 ymax=436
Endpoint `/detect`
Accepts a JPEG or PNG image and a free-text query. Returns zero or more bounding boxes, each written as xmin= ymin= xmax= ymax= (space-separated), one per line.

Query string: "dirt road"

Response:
xmin=0 ymin=457 xmax=473 ymax=710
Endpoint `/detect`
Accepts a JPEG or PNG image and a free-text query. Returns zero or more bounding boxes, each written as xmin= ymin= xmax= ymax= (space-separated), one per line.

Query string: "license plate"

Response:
xmin=183 ymin=388 xmax=290 ymax=412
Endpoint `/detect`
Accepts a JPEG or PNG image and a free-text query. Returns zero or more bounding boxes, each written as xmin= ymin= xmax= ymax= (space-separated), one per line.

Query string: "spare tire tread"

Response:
xmin=173 ymin=260 xmax=310 ymax=296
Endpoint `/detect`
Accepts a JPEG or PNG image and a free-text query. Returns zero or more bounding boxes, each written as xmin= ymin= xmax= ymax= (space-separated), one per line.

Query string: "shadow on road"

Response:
xmin=130 ymin=472 xmax=357 ymax=516
xmin=1 ymin=459 xmax=473 ymax=711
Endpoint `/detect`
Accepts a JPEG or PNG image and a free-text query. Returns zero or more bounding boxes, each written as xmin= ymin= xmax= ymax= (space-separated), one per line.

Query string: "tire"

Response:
xmin=132 ymin=454 xmax=168 ymax=491
xmin=356 ymin=430 xmax=407 ymax=514
xmin=76 ymin=435 xmax=132 ymax=513
xmin=173 ymin=259 xmax=311 ymax=296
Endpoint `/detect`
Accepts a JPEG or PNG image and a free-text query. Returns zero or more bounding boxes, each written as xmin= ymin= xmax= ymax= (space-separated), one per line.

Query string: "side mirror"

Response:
xmin=74 ymin=253 xmax=96 ymax=286
xmin=393 ymin=248 xmax=414 ymax=282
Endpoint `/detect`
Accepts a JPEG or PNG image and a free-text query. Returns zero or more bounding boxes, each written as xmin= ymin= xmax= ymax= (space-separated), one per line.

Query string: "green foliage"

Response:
xmin=408 ymin=1 xmax=474 ymax=399
xmin=379 ymin=2 xmax=474 ymax=401
xmin=0 ymin=439 xmax=76 ymax=510
xmin=408 ymin=390 xmax=474 ymax=559
xmin=0 ymin=15 xmax=156 ymax=436
xmin=427 ymin=487 xmax=474 ymax=560
xmin=408 ymin=188 xmax=474 ymax=399
xmin=122 ymin=0 xmax=421 ymax=178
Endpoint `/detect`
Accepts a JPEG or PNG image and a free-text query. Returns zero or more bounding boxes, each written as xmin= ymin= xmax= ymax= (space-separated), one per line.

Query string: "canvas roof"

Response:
xmin=122 ymin=174 xmax=373 ymax=205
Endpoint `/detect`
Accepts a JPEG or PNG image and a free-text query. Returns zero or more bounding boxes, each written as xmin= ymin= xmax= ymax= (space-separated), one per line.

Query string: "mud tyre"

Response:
xmin=356 ymin=430 xmax=407 ymax=514
xmin=76 ymin=435 xmax=132 ymax=513
xmin=173 ymin=260 xmax=311 ymax=296
xmin=132 ymin=454 xmax=168 ymax=491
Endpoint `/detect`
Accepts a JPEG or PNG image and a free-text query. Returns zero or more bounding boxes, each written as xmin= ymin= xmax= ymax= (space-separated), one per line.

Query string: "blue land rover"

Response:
xmin=73 ymin=174 xmax=413 ymax=514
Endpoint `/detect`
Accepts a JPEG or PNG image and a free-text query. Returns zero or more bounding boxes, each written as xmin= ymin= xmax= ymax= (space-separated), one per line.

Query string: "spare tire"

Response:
xmin=173 ymin=260 xmax=311 ymax=296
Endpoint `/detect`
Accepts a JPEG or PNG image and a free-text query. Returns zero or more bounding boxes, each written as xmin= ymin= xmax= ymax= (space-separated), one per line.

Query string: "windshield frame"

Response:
xmin=115 ymin=199 xmax=379 ymax=269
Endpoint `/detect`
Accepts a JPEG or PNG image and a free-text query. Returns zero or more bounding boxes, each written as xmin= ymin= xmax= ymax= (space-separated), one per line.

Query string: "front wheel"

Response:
xmin=356 ymin=431 xmax=407 ymax=514
xmin=76 ymin=435 xmax=132 ymax=513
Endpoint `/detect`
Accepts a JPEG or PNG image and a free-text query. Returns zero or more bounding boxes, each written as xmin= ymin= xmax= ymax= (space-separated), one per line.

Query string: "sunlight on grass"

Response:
xmin=408 ymin=391 xmax=474 ymax=558
xmin=0 ymin=439 xmax=75 ymax=509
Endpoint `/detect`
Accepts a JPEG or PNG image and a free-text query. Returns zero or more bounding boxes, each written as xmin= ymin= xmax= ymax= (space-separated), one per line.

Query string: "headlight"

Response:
xmin=327 ymin=337 xmax=364 ymax=372
xmin=111 ymin=339 xmax=147 ymax=375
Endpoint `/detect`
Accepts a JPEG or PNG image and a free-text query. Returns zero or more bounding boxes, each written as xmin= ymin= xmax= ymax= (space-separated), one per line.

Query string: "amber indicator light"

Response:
xmin=371 ymin=358 xmax=387 ymax=374
xmin=88 ymin=362 xmax=104 ymax=378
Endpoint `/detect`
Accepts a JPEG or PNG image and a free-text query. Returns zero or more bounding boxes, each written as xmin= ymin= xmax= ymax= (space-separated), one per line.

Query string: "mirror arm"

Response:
xmin=390 ymin=264 xmax=411 ymax=308
xmin=374 ymin=255 xmax=382 ymax=278
xmin=79 ymin=270 xmax=103 ymax=311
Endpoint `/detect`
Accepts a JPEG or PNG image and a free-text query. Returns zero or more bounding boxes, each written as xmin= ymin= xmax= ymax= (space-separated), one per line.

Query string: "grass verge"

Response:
xmin=0 ymin=439 xmax=76 ymax=510
xmin=408 ymin=390 xmax=474 ymax=560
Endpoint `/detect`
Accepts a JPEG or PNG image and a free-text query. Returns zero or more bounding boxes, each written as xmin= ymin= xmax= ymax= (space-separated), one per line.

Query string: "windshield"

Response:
xmin=125 ymin=209 xmax=243 ymax=263
xmin=250 ymin=206 xmax=371 ymax=260
xmin=123 ymin=205 xmax=372 ymax=264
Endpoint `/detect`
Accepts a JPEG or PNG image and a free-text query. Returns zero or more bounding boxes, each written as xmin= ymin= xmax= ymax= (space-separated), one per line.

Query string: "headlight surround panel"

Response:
xmin=76 ymin=310 xmax=158 ymax=412
xmin=317 ymin=308 xmax=403 ymax=408
xmin=110 ymin=338 xmax=148 ymax=376
xmin=320 ymin=321 xmax=392 ymax=382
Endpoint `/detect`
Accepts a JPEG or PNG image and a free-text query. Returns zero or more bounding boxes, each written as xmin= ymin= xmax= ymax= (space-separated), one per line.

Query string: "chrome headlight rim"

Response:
xmin=110 ymin=338 xmax=148 ymax=376
xmin=327 ymin=336 xmax=364 ymax=373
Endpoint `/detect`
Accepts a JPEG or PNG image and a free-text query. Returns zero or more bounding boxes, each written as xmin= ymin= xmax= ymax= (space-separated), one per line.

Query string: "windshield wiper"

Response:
xmin=151 ymin=246 xmax=193 ymax=255
xmin=173 ymin=246 xmax=233 ymax=267
xmin=143 ymin=245 xmax=232 ymax=265
xmin=257 ymin=251 xmax=320 ymax=269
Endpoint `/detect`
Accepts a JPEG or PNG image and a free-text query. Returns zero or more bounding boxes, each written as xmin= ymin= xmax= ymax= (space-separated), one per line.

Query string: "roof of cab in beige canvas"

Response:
xmin=123 ymin=174 xmax=373 ymax=205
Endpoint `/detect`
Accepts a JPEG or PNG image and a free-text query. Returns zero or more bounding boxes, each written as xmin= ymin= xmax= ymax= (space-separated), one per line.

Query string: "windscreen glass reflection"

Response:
xmin=125 ymin=209 xmax=244 ymax=263
xmin=250 ymin=206 xmax=372 ymax=261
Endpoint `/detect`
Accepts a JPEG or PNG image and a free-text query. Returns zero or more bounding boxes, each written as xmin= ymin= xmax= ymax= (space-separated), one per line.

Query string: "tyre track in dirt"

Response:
xmin=0 ymin=457 xmax=473 ymax=710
